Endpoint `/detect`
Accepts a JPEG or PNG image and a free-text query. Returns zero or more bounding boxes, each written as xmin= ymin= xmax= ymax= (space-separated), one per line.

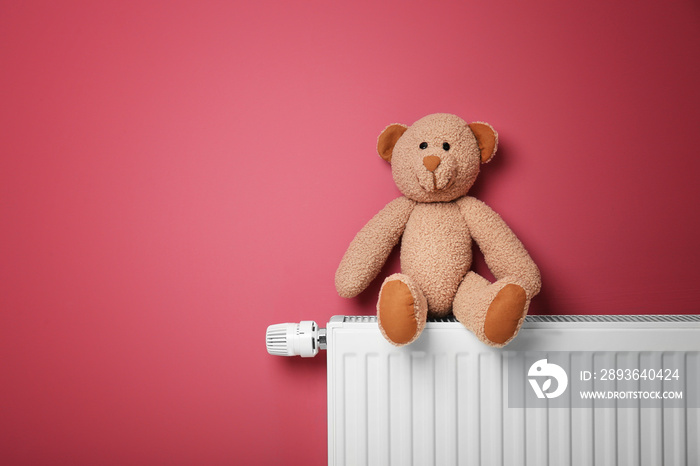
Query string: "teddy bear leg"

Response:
xmin=377 ymin=273 xmax=428 ymax=346
xmin=453 ymin=272 xmax=529 ymax=347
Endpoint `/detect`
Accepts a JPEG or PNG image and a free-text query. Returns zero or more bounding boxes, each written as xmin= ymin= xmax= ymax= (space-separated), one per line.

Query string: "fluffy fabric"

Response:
xmin=335 ymin=196 xmax=415 ymax=298
xmin=335 ymin=113 xmax=541 ymax=347
xmin=401 ymin=202 xmax=471 ymax=315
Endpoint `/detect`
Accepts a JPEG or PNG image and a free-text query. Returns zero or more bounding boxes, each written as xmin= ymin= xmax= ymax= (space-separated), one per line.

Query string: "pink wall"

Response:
xmin=2 ymin=1 xmax=699 ymax=464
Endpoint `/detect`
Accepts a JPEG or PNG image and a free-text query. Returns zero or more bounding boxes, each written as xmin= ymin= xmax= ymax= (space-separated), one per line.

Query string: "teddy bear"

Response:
xmin=335 ymin=113 xmax=541 ymax=347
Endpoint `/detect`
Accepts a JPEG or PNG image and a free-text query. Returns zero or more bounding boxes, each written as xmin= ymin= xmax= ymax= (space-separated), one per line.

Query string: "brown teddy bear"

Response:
xmin=335 ymin=113 xmax=541 ymax=347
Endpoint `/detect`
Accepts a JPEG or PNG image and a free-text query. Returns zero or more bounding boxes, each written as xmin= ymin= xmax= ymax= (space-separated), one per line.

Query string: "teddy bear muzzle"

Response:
xmin=415 ymin=155 xmax=455 ymax=193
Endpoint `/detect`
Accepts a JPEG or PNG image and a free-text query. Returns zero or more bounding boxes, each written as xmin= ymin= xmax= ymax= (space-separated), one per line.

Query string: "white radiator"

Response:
xmin=267 ymin=315 xmax=700 ymax=466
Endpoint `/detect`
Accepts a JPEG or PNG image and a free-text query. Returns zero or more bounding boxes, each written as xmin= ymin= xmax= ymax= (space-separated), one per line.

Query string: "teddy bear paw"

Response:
xmin=483 ymin=284 xmax=528 ymax=345
xmin=377 ymin=275 xmax=427 ymax=346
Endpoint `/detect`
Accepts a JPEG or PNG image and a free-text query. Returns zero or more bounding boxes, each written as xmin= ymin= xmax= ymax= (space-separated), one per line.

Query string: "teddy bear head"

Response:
xmin=377 ymin=113 xmax=498 ymax=203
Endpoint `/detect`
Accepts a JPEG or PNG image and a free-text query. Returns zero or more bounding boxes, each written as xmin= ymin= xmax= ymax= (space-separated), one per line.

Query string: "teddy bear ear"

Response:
xmin=377 ymin=124 xmax=408 ymax=163
xmin=468 ymin=122 xmax=498 ymax=163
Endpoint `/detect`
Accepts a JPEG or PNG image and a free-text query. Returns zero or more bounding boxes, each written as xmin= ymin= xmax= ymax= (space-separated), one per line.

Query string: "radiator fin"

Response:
xmin=339 ymin=314 xmax=700 ymax=324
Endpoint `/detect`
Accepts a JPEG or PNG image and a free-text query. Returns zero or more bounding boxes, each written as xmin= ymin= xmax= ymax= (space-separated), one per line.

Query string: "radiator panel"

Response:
xmin=326 ymin=316 xmax=700 ymax=466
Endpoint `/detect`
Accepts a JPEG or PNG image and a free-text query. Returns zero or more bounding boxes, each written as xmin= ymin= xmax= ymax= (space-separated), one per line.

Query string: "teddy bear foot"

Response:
xmin=483 ymin=284 xmax=527 ymax=345
xmin=377 ymin=274 xmax=427 ymax=346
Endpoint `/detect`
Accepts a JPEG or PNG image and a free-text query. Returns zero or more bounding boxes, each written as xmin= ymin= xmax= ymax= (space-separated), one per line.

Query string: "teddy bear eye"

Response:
xmin=442 ymin=142 xmax=450 ymax=151
xmin=419 ymin=142 xmax=428 ymax=149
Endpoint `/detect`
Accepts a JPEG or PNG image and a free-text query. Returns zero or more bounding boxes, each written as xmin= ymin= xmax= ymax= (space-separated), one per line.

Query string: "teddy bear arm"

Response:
xmin=457 ymin=197 xmax=541 ymax=297
xmin=335 ymin=197 xmax=416 ymax=298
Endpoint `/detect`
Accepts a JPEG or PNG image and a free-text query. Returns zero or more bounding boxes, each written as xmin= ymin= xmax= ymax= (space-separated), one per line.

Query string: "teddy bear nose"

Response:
xmin=423 ymin=155 xmax=441 ymax=172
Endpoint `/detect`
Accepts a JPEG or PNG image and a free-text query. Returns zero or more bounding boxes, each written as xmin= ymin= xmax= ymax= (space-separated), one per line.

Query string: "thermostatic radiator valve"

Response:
xmin=265 ymin=321 xmax=326 ymax=357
